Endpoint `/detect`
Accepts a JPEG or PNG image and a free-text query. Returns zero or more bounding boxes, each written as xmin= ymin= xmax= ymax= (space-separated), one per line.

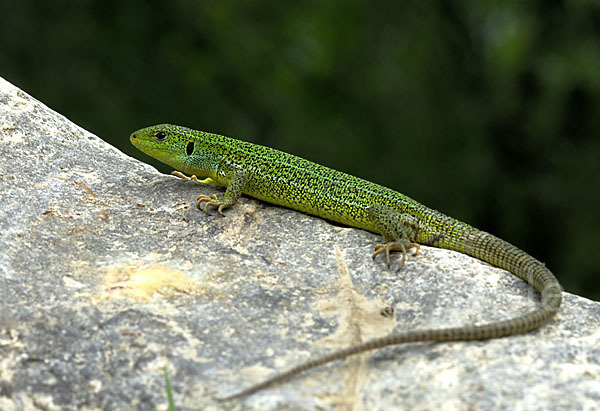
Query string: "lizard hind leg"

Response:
xmin=368 ymin=205 xmax=421 ymax=269
xmin=372 ymin=241 xmax=420 ymax=270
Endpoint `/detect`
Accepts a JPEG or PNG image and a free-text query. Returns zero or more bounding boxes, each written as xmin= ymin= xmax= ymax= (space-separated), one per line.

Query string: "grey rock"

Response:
xmin=0 ymin=75 xmax=599 ymax=411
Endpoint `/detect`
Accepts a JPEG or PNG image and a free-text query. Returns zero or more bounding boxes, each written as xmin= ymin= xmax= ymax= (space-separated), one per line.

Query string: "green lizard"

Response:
xmin=130 ymin=124 xmax=562 ymax=400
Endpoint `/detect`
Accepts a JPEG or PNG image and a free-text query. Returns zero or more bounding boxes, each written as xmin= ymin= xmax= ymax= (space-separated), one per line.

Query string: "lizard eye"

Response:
xmin=155 ymin=131 xmax=167 ymax=141
xmin=186 ymin=142 xmax=194 ymax=156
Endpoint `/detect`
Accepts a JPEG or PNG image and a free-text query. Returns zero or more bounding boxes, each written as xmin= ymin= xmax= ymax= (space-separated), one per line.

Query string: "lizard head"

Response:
xmin=129 ymin=124 xmax=193 ymax=166
xmin=130 ymin=124 xmax=222 ymax=177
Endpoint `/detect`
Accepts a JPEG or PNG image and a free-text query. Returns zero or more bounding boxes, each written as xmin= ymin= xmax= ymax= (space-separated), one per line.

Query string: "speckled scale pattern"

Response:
xmin=130 ymin=124 xmax=560 ymax=306
xmin=130 ymin=124 xmax=562 ymax=397
xmin=132 ymin=125 xmax=474 ymax=248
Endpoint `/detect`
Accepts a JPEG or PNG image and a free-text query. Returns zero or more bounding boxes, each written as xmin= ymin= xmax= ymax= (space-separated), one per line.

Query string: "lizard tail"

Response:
xmin=221 ymin=230 xmax=561 ymax=401
xmin=462 ymin=230 xmax=562 ymax=335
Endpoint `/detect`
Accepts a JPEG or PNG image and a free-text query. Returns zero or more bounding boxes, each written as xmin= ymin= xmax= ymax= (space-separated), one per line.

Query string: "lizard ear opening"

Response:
xmin=186 ymin=142 xmax=194 ymax=156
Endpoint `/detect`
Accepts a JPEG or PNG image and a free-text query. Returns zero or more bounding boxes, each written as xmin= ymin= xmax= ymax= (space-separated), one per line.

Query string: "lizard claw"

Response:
xmin=372 ymin=241 xmax=420 ymax=270
xmin=196 ymin=194 xmax=223 ymax=215
xmin=172 ymin=170 xmax=201 ymax=181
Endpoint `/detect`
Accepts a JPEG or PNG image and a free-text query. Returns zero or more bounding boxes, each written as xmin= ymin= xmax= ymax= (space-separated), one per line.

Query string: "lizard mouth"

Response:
xmin=129 ymin=132 xmax=153 ymax=155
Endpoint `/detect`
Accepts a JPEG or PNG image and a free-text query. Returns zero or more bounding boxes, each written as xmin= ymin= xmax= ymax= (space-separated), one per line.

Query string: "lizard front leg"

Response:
xmin=196 ymin=172 xmax=247 ymax=216
xmin=171 ymin=170 xmax=218 ymax=185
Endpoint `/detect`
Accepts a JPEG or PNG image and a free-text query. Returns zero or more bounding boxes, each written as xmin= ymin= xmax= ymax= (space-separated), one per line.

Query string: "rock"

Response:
xmin=0 ymin=76 xmax=598 ymax=410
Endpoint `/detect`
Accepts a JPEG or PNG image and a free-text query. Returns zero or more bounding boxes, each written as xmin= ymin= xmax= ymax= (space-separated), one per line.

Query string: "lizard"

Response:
xmin=130 ymin=123 xmax=562 ymax=400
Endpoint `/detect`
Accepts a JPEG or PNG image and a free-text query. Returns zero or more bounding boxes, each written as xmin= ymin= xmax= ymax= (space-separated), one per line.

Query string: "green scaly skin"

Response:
xmin=130 ymin=124 xmax=562 ymax=400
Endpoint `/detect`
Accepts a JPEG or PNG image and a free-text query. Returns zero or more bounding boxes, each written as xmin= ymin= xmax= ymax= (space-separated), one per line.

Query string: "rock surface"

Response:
xmin=1 ymin=76 xmax=599 ymax=410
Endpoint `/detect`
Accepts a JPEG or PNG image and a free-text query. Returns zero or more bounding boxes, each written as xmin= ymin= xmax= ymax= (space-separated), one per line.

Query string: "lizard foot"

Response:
xmin=172 ymin=171 xmax=218 ymax=185
xmin=372 ymin=241 xmax=420 ymax=269
xmin=172 ymin=170 xmax=200 ymax=181
xmin=196 ymin=194 xmax=229 ymax=216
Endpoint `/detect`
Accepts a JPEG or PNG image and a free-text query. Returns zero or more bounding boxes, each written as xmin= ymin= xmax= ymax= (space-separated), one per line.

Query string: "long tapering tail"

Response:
xmin=220 ymin=230 xmax=562 ymax=401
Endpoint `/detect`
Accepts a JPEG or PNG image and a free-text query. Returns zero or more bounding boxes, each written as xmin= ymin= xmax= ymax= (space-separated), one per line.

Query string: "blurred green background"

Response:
xmin=1 ymin=1 xmax=599 ymax=299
